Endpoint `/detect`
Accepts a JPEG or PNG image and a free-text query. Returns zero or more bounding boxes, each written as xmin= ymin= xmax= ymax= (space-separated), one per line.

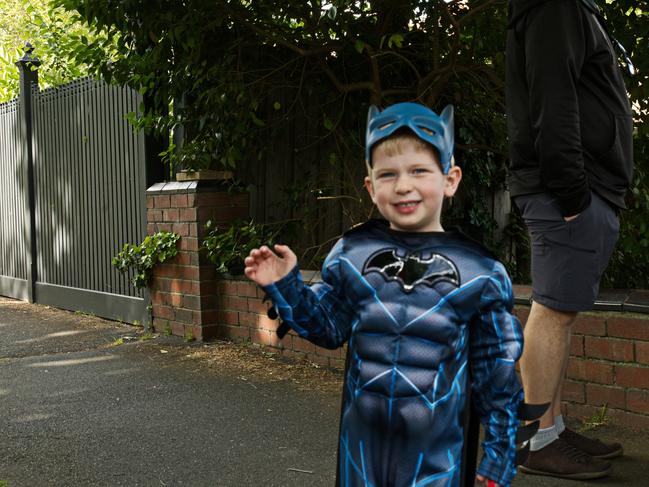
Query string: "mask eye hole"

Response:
xmin=378 ymin=122 xmax=394 ymax=130
xmin=420 ymin=127 xmax=435 ymax=136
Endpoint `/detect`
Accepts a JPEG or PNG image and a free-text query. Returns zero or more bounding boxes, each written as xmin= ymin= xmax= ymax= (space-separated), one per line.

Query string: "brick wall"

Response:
xmin=146 ymin=181 xmax=248 ymax=341
xmin=513 ymin=306 xmax=649 ymax=429
xmin=214 ymin=277 xmax=347 ymax=370
xmin=205 ymin=275 xmax=649 ymax=429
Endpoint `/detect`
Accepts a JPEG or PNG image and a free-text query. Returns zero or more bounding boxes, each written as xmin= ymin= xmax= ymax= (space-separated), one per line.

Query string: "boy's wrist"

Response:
xmin=476 ymin=457 xmax=513 ymax=487
xmin=261 ymin=264 xmax=301 ymax=293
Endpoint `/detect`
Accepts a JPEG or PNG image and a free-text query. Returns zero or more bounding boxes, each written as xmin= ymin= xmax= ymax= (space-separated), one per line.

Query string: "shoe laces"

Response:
xmin=563 ymin=427 xmax=602 ymax=446
xmin=555 ymin=438 xmax=592 ymax=464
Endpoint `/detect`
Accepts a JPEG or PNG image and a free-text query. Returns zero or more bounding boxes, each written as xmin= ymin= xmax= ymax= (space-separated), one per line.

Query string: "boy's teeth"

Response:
xmin=397 ymin=202 xmax=417 ymax=207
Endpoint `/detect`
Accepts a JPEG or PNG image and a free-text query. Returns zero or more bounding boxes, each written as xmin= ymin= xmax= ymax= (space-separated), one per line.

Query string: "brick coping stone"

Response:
xmin=513 ymin=285 xmax=649 ymax=314
xmin=221 ymin=275 xmax=649 ymax=315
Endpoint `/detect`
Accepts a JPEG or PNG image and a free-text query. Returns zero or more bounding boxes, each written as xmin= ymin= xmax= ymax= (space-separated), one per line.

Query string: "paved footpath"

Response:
xmin=1 ymin=297 xmax=647 ymax=486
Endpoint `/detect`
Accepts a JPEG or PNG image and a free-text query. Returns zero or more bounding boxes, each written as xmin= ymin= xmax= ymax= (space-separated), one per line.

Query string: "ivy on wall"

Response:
xmin=112 ymin=232 xmax=180 ymax=289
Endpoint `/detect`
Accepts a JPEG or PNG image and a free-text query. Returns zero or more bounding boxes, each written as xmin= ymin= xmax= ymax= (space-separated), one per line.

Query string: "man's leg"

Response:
xmin=552 ymin=316 xmax=624 ymax=460
xmin=516 ymin=192 xmax=621 ymax=479
xmin=519 ymin=301 xmax=613 ymax=479
xmin=552 ymin=330 xmax=572 ymax=424
xmin=520 ymin=300 xmax=575 ymax=430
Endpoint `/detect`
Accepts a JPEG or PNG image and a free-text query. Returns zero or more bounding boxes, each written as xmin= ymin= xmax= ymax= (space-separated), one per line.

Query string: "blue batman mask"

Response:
xmin=365 ymin=102 xmax=454 ymax=174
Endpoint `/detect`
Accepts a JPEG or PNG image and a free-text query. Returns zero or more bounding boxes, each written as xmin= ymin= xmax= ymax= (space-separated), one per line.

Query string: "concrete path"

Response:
xmin=1 ymin=297 xmax=647 ymax=486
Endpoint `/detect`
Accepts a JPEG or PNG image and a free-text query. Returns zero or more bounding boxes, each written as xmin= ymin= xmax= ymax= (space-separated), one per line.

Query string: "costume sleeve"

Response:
xmin=524 ymin=1 xmax=591 ymax=216
xmin=261 ymin=240 xmax=354 ymax=349
xmin=471 ymin=261 xmax=524 ymax=487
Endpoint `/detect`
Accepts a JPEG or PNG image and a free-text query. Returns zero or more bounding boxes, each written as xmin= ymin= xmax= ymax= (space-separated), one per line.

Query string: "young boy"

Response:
xmin=244 ymin=102 xmax=524 ymax=487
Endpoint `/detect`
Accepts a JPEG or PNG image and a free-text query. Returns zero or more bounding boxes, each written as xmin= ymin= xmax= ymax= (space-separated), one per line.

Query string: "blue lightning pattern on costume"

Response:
xmin=263 ymin=220 xmax=523 ymax=487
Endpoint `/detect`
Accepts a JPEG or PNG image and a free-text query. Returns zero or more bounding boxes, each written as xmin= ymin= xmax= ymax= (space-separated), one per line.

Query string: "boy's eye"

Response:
xmin=412 ymin=168 xmax=430 ymax=175
xmin=377 ymin=172 xmax=395 ymax=179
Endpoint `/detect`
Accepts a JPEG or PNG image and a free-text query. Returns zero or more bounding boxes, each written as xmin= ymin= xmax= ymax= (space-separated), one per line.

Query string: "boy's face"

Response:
xmin=364 ymin=145 xmax=461 ymax=233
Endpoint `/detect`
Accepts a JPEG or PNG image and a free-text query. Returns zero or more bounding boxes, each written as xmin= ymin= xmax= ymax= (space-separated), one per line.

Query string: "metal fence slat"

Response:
xmin=0 ymin=98 xmax=29 ymax=298
xmin=1 ymin=76 xmax=148 ymax=322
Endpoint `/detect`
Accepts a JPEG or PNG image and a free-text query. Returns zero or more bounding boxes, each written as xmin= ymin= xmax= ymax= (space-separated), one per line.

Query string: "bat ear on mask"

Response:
xmin=365 ymin=105 xmax=381 ymax=166
xmin=367 ymin=105 xmax=381 ymax=126
xmin=440 ymin=105 xmax=454 ymax=166
xmin=440 ymin=105 xmax=454 ymax=133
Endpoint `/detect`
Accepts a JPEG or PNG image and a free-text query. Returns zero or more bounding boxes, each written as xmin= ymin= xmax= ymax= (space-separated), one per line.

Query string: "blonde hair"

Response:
xmin=367 ymin=130 xmax=441 ymax=175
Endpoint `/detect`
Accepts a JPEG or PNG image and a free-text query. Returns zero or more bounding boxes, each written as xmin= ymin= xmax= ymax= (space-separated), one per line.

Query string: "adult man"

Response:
xmin=506 ymin=0 xmax=634 ymax=480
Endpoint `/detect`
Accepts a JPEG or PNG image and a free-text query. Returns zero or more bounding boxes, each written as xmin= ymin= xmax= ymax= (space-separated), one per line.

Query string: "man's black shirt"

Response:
xmin=506 ymin=0 xmax=634 ymax=215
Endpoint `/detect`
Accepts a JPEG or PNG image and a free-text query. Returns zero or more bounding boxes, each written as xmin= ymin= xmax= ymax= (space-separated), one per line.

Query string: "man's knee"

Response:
xmin=529 ymin=300 xmax=577 ymax=328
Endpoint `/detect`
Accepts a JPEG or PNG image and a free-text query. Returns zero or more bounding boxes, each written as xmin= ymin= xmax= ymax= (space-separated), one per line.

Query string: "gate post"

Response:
xmin=15 ymin=43 xmax=40 ymax=303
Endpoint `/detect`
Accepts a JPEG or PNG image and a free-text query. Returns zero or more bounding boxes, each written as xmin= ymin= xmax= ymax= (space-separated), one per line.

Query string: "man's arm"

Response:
xmin=524 ymin=1 xmax=591 ymax=217
xmin=470 ymin=262 xmax=525 ymax=487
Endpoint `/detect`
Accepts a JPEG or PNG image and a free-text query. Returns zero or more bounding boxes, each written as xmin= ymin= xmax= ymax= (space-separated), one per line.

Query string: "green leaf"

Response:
xmin=388 ymin=34 xmax=404 ymax=49
xmin=250 ymin=111 xmax=265 ymax=127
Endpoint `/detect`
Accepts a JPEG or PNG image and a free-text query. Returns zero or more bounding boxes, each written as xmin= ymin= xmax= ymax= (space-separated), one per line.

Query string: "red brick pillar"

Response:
xmin=146 ymin=181 xmax=249 ymax=340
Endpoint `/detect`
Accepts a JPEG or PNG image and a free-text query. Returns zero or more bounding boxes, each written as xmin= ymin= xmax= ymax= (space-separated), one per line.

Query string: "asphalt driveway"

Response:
xmin=1 ymin=297 xmax=647 ymax=486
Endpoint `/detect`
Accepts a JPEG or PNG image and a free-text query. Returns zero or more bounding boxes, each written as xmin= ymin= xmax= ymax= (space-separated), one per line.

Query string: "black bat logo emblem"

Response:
xmin=363 ymin=249 xmax=459 ymax=292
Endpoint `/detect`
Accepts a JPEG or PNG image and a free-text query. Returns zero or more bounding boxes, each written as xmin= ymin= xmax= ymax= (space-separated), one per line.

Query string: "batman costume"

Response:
xmin=263 ymin=219 xmax=524 ymax=487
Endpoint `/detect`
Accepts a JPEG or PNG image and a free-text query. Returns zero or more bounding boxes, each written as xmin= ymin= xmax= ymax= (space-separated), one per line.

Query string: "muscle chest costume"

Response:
xmin=263 ymin=219 xmax=524 ymax=487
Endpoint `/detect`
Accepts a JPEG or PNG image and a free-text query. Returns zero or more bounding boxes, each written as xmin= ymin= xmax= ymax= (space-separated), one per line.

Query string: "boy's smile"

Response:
xmin=364 ymin=146 xmax=461 ymax=233
xmin=393 ymin=200 xmax=419 ymax=213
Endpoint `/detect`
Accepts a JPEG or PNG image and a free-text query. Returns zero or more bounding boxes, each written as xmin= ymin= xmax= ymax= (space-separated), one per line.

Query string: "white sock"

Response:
xmin=530 ymin=425 xmax=559 ymax=452
xmin=555 ymin=415 xmax=566 ymax=435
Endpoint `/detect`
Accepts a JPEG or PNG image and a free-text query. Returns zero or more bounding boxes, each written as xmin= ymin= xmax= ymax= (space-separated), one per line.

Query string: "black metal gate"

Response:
xmin=0 ymin=49 xmax=149 ymax=324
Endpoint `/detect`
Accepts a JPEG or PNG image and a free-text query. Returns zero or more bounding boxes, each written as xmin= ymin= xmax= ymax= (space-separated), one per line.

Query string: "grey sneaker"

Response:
xmin=520 ymin=437 xmax=612 ymax=479
xmin=560 ymin=427 xmax=624 ymax=459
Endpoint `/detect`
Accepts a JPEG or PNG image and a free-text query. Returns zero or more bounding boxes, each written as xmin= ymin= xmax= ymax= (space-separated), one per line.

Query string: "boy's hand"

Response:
xmin=244 ymin=244 xmax=297 ymax=287
xmin=475 ymin=475 xmax=500 ymax=487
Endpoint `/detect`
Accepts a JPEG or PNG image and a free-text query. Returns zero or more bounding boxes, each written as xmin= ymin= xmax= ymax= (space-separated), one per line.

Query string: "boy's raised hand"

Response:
xmin=244 ymin=244 xmax=297 ymax=287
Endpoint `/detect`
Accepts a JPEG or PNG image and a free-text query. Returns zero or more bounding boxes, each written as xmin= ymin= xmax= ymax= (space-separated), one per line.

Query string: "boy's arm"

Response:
xmin=257 ymin=240 xmax=354 ymax=350
xmin=470 ymin=262 xmax=524 ymax=487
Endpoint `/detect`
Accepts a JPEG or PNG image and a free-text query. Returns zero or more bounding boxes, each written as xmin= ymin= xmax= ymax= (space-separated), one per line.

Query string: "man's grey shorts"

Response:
xmin=514 ymin=191 xmax=619 ymax=312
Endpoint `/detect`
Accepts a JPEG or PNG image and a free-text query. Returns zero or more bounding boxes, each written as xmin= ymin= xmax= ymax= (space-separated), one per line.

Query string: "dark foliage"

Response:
xmin=57 ymin=0 xmax=648 ymax=286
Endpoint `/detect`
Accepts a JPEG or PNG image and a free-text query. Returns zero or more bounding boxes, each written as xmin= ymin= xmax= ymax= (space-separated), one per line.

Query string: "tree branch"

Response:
xmin=439 ymin=1 xmax=462 ymax=73
xmin=374 ymin=50 xmax=422 ymax=82
xmin=459 ymin=0 xmax=501 ymax=26
xmin=319 ymin=60 xmax=376 ymax=95
xmin=456 ymin=142 xmax=505 ymax=155
xmin=365 ymin=44 xmax=382 ymax=104
xmin=227 ymin=6 xmax=342 ymax=58
xmin=383 ymin=88 xmax=418 ymax=97
xmin=439 ymin=2 xmax=460 ymax=31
